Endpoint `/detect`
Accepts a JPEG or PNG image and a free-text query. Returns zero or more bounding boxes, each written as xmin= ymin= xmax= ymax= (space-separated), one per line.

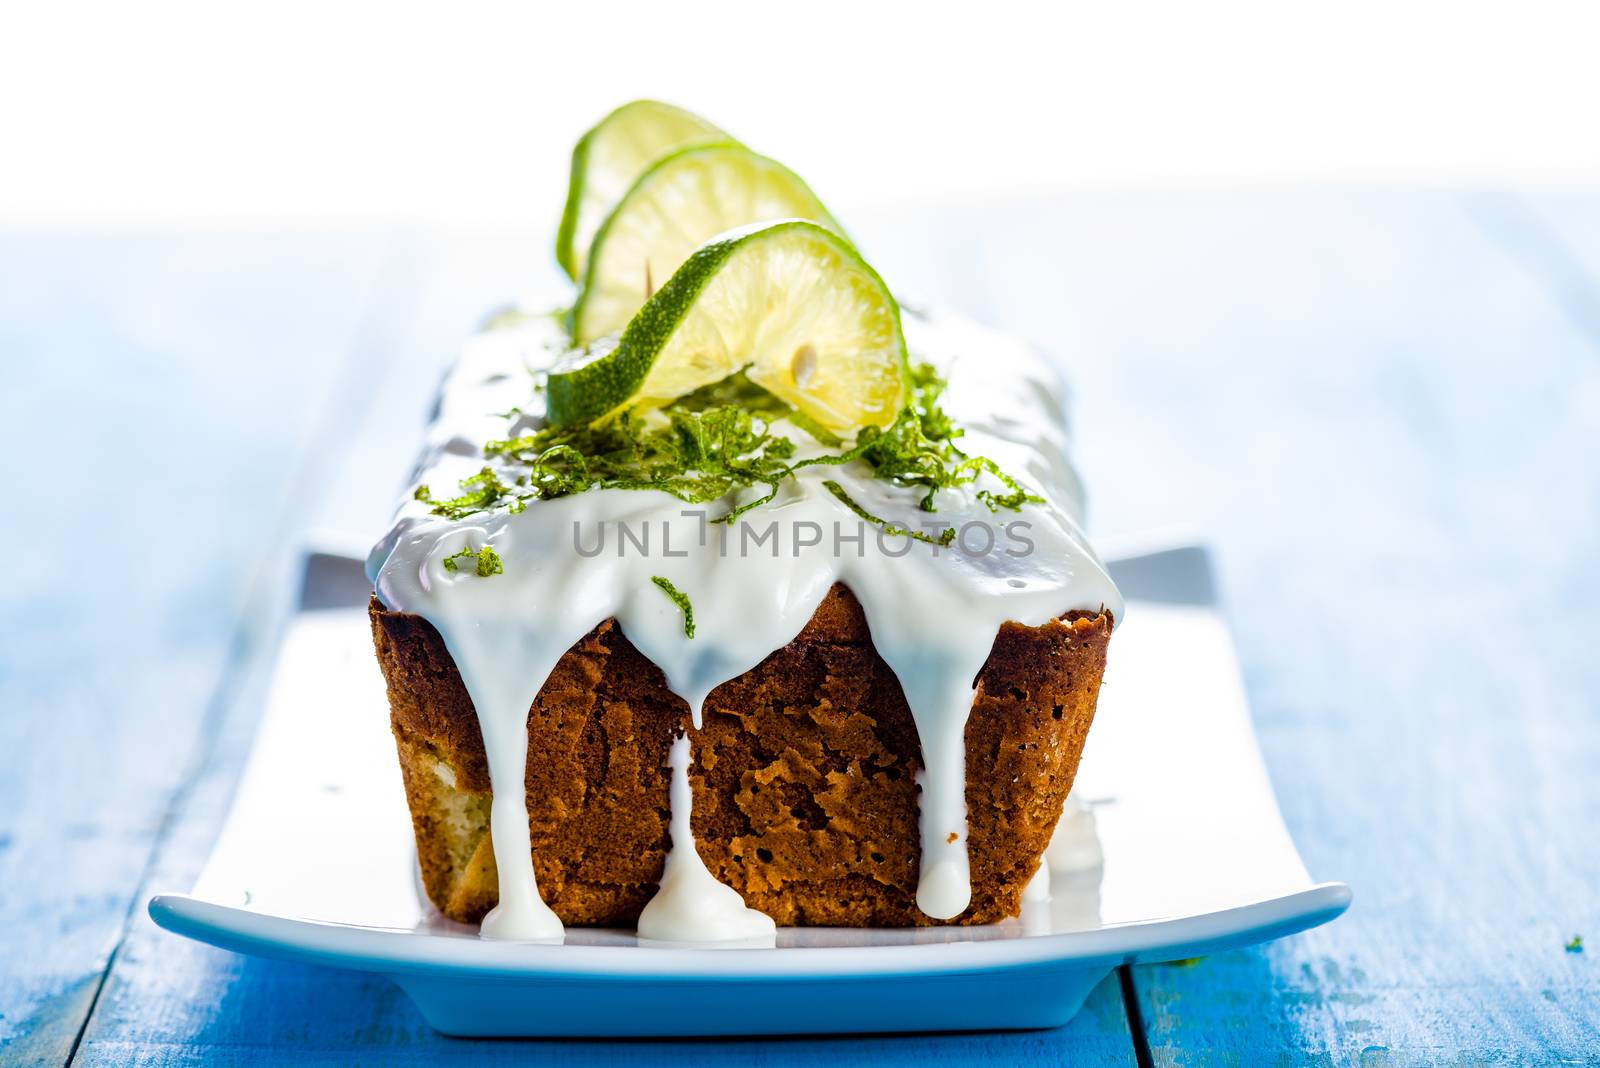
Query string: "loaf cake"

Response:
xmin=373 ymin=587 xmax=1110 ymax=927
xmin=365 ymin=101 xmax=1121 ymax=941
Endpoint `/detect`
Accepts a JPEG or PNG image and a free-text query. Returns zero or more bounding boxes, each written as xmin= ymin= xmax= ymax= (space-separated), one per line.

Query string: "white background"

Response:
xmin=3 ymin=0 xmax=1599 ymax=233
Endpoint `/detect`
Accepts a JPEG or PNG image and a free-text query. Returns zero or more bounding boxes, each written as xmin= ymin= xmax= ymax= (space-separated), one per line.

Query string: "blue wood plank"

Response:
xmin=956 ymin=190 xmax=1600 ymax=1062
xmin=62 ymin=234 xmax=1138 ymax=1066
xmin=28 ymin=190 xmax=1599 ymax=1063
xmin=1468 ymin=191 xmax=1600 ymax=354
xmin=74 ymin=952 xmax=1133 ymax=1066
xmin=0 ymin=232 xmax=399 ymax=1065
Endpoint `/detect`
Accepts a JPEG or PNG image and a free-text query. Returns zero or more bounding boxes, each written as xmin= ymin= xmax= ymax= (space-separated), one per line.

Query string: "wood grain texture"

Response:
xmin=0 ymin=233 xmax=399 ymax=1066
xmin=75 ymin=946 xmax=1134 ymax=1066
xmin=9 ymin=190 xmax=1598 ymax=1064
xmin=54 ymin=235 xmax=1138 ymax=1066
xmin=940 ymin=190 xmax=1600 ymax=1064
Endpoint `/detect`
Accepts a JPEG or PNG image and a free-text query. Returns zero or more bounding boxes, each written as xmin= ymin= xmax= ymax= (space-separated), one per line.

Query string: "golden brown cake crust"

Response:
xmin=369 ymin=584 xmax=1111 ymax=927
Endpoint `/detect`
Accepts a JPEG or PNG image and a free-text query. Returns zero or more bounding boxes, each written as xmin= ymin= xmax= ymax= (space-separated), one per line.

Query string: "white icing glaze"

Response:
xmin=1044 ymin=791 xmax=1105 ymax=874
xmin=1022 ymin=860 xmax=1051 ymax=903
xmin=368 ymin=304 xmax=1122 ymax=936
xmin=636 ymin=735 xmax=778 ymax=942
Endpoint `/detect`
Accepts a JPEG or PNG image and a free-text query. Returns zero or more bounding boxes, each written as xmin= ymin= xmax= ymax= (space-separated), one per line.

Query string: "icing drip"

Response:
xmin=636 ymin=735 xmax=777 ymax=942
xmin=1045 ymin=791 xmax=1104 ymax=874
xmin=368 ymin=306 xmax=1123 ymax=937
xmin=1022 ymin=860 xmax=1051 ymax=903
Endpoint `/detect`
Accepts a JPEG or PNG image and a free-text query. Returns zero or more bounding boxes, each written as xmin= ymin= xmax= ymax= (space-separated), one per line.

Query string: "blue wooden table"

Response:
xmin=2 ymin=192 xmax=1597 ymax=1065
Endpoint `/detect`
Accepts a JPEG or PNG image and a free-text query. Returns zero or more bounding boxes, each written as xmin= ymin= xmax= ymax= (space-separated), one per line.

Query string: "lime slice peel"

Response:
xmin=547 ymin=220 xmax=907 ymax=433
xmin=570 ymin=141 xmax=845 ymax=344
xmin=555 ymin=100 xmax=729 ymax=281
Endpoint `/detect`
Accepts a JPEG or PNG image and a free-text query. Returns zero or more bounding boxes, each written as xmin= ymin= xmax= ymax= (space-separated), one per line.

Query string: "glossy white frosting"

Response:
xmin=367 ymin=304 xmax=1122 ymax=939
xmin=1045 ymin=791 xmax=1106 ymax=874
xmin=637 ymin=735 xmax=779 ymax=943
xmin=1022 ymin=860 xmax=1052 ymax=903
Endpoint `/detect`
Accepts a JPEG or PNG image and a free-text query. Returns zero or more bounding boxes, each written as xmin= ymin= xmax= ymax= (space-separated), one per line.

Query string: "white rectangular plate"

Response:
xmin=150 ymin=541 xmax=1348 ymax=1037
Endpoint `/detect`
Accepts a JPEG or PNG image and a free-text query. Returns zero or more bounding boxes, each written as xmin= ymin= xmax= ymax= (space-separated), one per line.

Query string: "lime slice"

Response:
xmin=570 ymin=142 xmax=843 ymax=344
xmin=547 ymin=220 xmax=906 ymax=432
xmin=556 ymin=101 xmax=728 ymax=281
